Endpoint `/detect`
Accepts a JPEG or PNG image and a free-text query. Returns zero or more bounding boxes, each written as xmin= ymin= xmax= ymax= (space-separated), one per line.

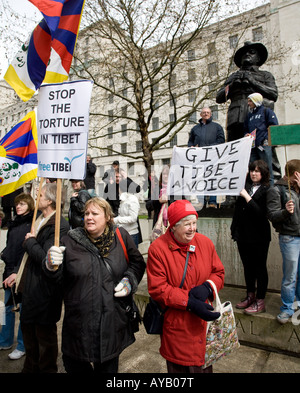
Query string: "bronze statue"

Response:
xmin=216 ymin=41 xmax=278 ymax=142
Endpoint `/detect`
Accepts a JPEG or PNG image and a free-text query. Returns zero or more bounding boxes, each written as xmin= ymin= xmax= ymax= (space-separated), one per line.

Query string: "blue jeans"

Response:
xmin=0 ymin=288 xmax=25 ymax=351
xmin=279 ymin=235 xmax=300 ymax=315
xmin=131 ymin=233 xmax=139 ymax=248
xmin=197 ymin=195 xmax=217 ymax=206
xmin=250 ymin=145 xmax=274 ymax=185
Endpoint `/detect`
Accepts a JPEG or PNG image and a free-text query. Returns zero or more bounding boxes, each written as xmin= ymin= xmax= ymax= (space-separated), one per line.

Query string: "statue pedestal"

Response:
xmin=197 ymin=217 xmax=282 ymax=291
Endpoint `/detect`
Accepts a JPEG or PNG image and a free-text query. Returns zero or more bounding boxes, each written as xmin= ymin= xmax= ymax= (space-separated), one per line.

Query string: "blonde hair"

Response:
xmin=84 ymin=197 xmax=114 ymax=225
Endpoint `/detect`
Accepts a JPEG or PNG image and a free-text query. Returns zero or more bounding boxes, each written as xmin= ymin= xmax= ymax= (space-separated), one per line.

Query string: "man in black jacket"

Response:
xmin=84 ymin=154 xmax=97 ymax=197
xmin=188 ymin=107 xmax=225 ymax=208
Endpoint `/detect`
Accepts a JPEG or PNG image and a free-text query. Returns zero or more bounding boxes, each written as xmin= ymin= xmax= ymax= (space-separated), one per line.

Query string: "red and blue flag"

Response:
xmin=0 ymin=111 xmax=38 ymax=196
xmin=4 ymin=0 xmax=85 ymax=102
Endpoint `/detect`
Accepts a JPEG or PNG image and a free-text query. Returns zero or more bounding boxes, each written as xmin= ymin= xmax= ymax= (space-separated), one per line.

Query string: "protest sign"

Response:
xmin=37 ymin=80 xmax=93 ymax=179
xmin=268 ymin=124 xmax=300 ymax=146
xmin=167 ymin=137 xmax=252 ymax=196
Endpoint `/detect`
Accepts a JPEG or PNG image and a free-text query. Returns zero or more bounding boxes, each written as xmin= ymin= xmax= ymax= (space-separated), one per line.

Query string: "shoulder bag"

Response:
xmin=143 ymin=251 xmax=190 ymax=334
xmin=203 ymin=280 xmax=240 ymax=369
xmin=150 ymin=203 xmax=169 ymax=242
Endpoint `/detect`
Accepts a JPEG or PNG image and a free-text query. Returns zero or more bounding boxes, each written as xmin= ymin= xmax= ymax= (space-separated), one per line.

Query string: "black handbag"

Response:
xmin=143 ymin=251 xmax=190 ymax=334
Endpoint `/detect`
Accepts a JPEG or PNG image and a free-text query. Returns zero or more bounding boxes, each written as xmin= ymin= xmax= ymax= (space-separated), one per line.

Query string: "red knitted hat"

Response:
xmin=167 ymin=200 xmax=198 ymax=228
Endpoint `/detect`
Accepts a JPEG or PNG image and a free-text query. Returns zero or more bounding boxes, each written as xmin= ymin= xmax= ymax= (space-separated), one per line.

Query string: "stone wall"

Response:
xmin=139 ymin=217 xmax=283 ymax=292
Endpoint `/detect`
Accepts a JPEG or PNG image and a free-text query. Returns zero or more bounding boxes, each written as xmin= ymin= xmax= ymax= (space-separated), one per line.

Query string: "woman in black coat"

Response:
xmin=0 ymin=193 xmax=34 ymax=359
xmin=231 ymin=160 xmax=271 ymax=314
xmin=45 ymin=197 xmax=146 ymax=373
xmin=68 ymin=179 xmax=91 ymax=228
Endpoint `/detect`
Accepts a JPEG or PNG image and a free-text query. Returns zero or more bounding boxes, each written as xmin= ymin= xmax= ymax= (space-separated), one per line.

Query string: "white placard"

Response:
xmin=37 ymin=80 xmax=93 ymax=179
xmin=168 ymin=137 xmax=253 ymax=196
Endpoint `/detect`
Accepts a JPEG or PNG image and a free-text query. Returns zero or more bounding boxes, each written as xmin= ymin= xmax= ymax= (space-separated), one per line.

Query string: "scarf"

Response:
xmin=86 ymin=223 xmax=114 ymax=258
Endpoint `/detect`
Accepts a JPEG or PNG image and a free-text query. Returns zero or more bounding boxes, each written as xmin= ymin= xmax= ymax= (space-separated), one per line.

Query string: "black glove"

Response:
xmin=187 ymin=295 xmax=220 ymax=321
xmin=189 ymin=281 xmax=213 ymax=302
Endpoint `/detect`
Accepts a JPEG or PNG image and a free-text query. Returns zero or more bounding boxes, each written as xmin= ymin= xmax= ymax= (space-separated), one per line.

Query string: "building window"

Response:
xmin=170 ymin=134 xmax=177 ymax=147
xmin=109 ymin=77 xmax=114 ymax=88
xmin=108 ymin=93 xmax=114 ymax=104
xmin=187 ymin=49 xmax=195 ymax=61
xmin=108 ymin=127 xmax=113 ymax=139
xmin=189 ymin=112 xmax=197 ymax=124
xmin=252 ymin=27 xmax=263 ymax=42
xmin=121 ymin=105 xmax=127 ymax=118
xmin=128 ymin=162 xmax=134 ymax=176
xmin=169 ymin=94 xmax=177 ymax=107
xmin=170 ymin=73 xmax=176 ymax=88
xmin=188 ymin=68 xmax=196 ymax=82
xmin=169 ymin=113 xmax=175 ymax=123
xmin=152 ymin=117 xmax=159 ymax=130
xmin=107 ymin=145 xmax=113 ymax=156
xmin=207 ymin=42 xmax=216 ymax=55
xmin=210 ymin=105 xmax=218 ymax=120
xmin=208 ymin=62 xmax=218 ymax=78
xmin=122 ymin=88 xmax=127 ymax=97
xmin=108 ymin=110 xmax=114 ymax=122
xmin=188 ymin=88 xmax=196 ymax=103
xmin=121 ymin=124 xmax=127 ymax=136
xmin=136 ymin=140 xmax=142 ymax=151
xmin=121 ymin=143 xmax=127 ymax=154
xmin=229 ymin=35 xmax=238 ymax=49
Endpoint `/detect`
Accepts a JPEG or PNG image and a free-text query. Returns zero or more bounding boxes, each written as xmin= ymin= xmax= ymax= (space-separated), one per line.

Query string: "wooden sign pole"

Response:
xmin=31 ymin=177 xmax=44 ymax=234
xmin=54 ymin=178 xmax=62 ymax=247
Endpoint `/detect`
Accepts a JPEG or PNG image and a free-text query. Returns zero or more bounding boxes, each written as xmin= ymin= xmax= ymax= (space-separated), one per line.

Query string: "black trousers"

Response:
xmin=63 ymin=354 xmax=119 ymax=374
xmin=237 ymin=241 xmax=270 ymax=299
xmin=21 ymin=322 xmax=58 ymax=373
xmin=166 ymin=360 xmax=212 ymax=373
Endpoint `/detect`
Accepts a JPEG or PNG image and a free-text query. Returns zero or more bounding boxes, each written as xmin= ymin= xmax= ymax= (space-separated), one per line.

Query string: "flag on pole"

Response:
xmin=0 ymin=111 xmax=38 ymax=196
xmin=29 ymin=0 xmax=66 ymax=36
xmin=4 ymin=0 xmax=85 ymax=102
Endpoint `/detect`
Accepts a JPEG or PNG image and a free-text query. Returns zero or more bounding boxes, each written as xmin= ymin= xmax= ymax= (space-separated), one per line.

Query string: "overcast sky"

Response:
xmin=0 ymin=0 xmax=268 ymax=79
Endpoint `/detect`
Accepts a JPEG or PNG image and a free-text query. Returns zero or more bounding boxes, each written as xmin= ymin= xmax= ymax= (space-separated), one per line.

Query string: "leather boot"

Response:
xmin=236 ymin=292 xmax=255 ymax=309
xmin=244 ymin=299 xmax=266 ymax=315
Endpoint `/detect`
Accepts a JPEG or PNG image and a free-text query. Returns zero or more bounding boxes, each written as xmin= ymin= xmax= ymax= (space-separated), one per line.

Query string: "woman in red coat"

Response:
xmin=147 ymin=200 xmax=225 ymax=373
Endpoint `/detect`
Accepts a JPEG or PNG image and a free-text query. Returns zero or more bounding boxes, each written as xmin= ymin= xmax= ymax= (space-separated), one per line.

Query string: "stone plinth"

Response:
xmin=196 ymin=218 xmax=282 ymax=291
xmin=139 ymin=218 xmax=283 ymax=291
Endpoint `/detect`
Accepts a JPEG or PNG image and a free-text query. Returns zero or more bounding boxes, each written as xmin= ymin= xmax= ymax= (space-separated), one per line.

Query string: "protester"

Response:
xmin=231 ymin=160 xmax=271 ymax=314
xmin=144 ymin=169 xmax=159 ymax=220
xmin=244 ymin=93 xmax=278 ymax=185
xmin=146 ymin=165 xmax=169 ymax=228
xmin=15 ymin=183 xmax=69 ymax=373
xmin=0 ymin=193 xmax=34 ymax=360
xmin=1 ymin=188 xmax=23 ymax=228
xmin=188 ymin=107 xmax=225 ymax=208
xmin=114 ymin=179 xmax=141 ymax=247
xmin=147 ymin=199 xmax=225 ymax=373
xmin=102 ymin=160 xmax=119 ymax=184
xmin=104 ymin=169 xmax=141 ymax=216
xmin=267 ymin=159 xmax=300 ymax=324
xmin=45 ymin=197 xmax=145 ymax=373
xmin=68 ymin=179 xmax=91 ymax=229
xmin=84 ymin=154 xmax=97 ymax=197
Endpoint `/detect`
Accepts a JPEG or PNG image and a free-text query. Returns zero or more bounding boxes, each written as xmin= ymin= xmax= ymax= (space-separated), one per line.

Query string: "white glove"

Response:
xmin=47 ymin=246 xmax=66 ymax=269
xmin=114 ymin=277 xmax=131 ymax=297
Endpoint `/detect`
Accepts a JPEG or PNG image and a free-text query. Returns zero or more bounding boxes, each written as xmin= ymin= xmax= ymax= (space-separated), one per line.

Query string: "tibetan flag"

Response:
xmin=29 ymin=0 xmax=66 ymax=37
xmin=0 ymin=111 xmax=38 ymax=196
xmin=4 ymin=0 xmax=85 ymax=102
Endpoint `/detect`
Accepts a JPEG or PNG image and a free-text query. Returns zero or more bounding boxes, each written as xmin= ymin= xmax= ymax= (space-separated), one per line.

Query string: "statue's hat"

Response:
xmin=234 ymin=41 xmax=268 ymax=67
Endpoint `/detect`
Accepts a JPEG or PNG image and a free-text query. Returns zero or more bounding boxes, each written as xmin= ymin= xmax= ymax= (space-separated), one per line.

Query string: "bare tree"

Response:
xmin=71 ymin=0 xmax=244 ymax=175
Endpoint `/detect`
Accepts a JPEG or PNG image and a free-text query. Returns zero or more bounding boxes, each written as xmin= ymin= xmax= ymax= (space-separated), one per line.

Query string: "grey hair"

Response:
xmin=43 ymin=183 xmax=66 ymax=209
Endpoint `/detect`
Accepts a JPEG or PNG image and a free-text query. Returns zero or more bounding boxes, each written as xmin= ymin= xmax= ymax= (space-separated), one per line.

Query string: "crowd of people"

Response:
xmin=0 ymin=131 xmax=299 ymax=374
